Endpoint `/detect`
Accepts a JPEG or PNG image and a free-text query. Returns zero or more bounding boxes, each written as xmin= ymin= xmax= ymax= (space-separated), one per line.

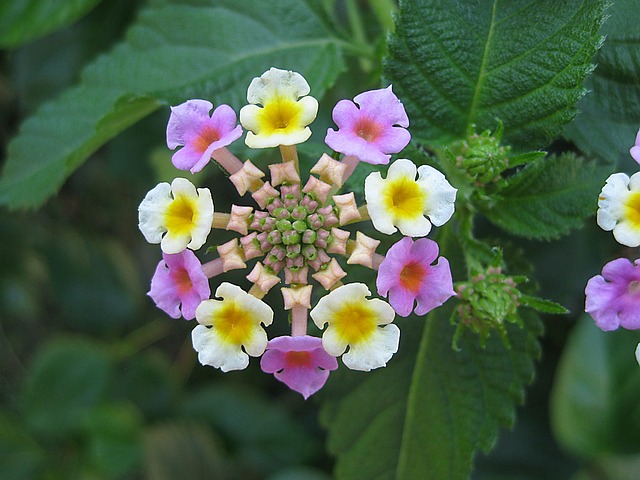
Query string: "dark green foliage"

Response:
xmin=385 ymin=0 xmax=606 ymax=151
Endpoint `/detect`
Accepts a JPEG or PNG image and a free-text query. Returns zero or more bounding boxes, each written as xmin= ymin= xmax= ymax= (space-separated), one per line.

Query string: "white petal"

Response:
xmin=321 ymin=326 xmax=349 ymax=357
xmin=613 ymin=221 xmax=640 ymax=247
xmin=386 ymin=158 xmax=417 ymax=180
xmin=187 ymin=187 xmax=214 ymax=250
xmin=636 ymin=343 xmax=640 ymax=367
xmin=417 ymin=165 xmax=457 ymax=226
xmin=138 ymin=182 xmax=172 ymax=243
xmin=239 ymin=104 xmax=262 ymax=133
xmin=191 ymin=325 xmax=249 ymax=372
xmin=247 ymin=68 xmax=311 ymax=104
xmin=342 ymin=324 xmax=400 ymax=371
xmin=396 ymin=215 xmax=432 ymax=237
xmin=364 ymin=172 xmax=397 ymax=235
xmin=161 ymin=231 xmax=191 ymax=254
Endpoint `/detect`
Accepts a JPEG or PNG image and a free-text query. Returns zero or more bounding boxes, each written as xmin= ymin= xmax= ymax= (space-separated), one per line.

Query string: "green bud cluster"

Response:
xmin=248 ymin=184 xmax=339 ymax=274
xmin=453 ymin=266 xmax=522 ymax=347
xmin=449 ymin=124 xmax=510 ymax=185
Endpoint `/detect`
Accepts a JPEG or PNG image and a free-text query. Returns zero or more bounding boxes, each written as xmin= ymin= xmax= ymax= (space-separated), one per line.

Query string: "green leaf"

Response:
xmin=320 ymin=308 xmax=542 ymax=480
xmin=476 ymin=153 xmax=610 ymax=240
xmin=520 ymin=295 xmax=568 ymax=315
xmin=181 ymin=384 xmax=320 ymax=473
xmin=22 ymin=336 xmax=113 ymax=437
xmin=565 ymin=0 xmax=640 ymax=165
xmin=0 ymin=0 xmax=345 ymax=209
xmin=81 ymin=403 xmax=143 ymax=477
xmin=0 ymin=0 xmax=101 ymax=48
xmin=143 ymin=422 xmax=228 ymax=480
xmin=550 ymin=316 xmax=640 ymax=457
xmin=384 ymin=0 xmax=606 ymax=151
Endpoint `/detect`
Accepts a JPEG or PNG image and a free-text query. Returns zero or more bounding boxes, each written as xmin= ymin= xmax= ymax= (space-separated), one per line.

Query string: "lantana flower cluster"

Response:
xmin=138 ymin=68 xmax=457 ymax=398
xmin=585 ymin=128 xmax=640 ymax=366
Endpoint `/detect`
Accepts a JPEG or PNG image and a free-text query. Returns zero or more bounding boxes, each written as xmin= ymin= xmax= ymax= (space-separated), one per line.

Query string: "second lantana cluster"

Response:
xmin=138 ymin=68 xmax=457 ymax=398
xmin=585 ymin=129 xmax=640 ymax=365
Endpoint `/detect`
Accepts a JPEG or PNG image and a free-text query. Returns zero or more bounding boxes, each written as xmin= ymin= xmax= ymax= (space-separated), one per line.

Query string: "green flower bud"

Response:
xmin=449 ymin=124 xmax=510 ymax=185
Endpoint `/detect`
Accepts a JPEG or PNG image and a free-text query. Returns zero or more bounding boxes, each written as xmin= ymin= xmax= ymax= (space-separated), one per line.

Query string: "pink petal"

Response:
xmin=325 ymin=129 xmax=391 ymax=164
xmin=387 ymin=284 xmax=417 ymax=317
xmin=167 ymin=99 xmax=213 ymax=149
xmin=376 ymin=237 xmax=413 ymax=296
xmin=260 ymin=336 xmax=338 ymax=399
xmin=415 ymin=257 xmax=455 ymax=316
xmin=372 ymin=125 xmax=411 ymax=155
xmin=353 ymin=86 xmax=409 ymax=127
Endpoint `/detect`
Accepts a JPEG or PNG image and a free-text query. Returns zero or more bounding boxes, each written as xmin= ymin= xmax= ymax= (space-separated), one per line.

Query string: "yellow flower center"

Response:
xmin=330 ymin=302 xmax=377 ymax=345
xmin=624 ymin=192 xmax=640 ymax=229
xmin=382 ymin=176 xmax=426 ymax=220
xmin=164 ymin=194 xmax=196 ymax=236
xmin=215 ymin=301 xmax=255 ymax=345
xmin=257 ymin=97 xmax=302 ymax=134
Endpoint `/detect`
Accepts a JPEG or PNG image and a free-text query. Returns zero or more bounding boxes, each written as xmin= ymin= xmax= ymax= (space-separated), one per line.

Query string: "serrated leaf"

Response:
xmin=476 ymin=153 xmax=610 ymax=240
xmin=565 ymin=0 xmax=640 ymax=165
xmin=320 ymin=308 xmax=542 ymax=480
xmin=384 ymin=0 xmax=606 ymax=151
xmin=550 ymin=316 xmax=640 ymax=457
xmin=520 ymin=295 xmax=568 ymax=314
xmin=0 ymin=0 xmax=101 ymax=48
xmin=0 ymin=0 xmax=345 ymax=209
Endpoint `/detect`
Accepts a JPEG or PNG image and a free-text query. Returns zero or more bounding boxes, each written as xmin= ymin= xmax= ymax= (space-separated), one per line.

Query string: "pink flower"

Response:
xmin=166 ymin=99 xmax=243 ymax=174
xmin=377 ymin=237 xmax=454 ymax=317
xmin=630 ymin=128 xmax=640 ymax=164
xmin=148 ymin=250 xmax=211 ymax=320
xmin=325 ymin=86 xmax=410 ymax=165
xmin=585 ymin=257 xmax=640 ymax=331
xmin=260 ymin=335 xmax=338 ymax=399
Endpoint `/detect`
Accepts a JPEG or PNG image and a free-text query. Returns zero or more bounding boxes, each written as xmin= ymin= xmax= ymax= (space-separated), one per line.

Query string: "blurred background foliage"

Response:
xmin=0 ymin=1 xmax=639 ymax=479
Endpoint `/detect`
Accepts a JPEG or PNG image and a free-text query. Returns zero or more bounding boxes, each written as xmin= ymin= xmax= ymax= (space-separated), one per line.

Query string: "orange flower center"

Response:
xmin=284 ymin=350 xmax=312 ymax=368
xmin=193 ymin=126 xmax=221 ymax=153
xmin=399 ymin=261 xmax=426 ymax=293
xmin=172 ymin=267 xmax=193 ymax=294
xmin=354 ymin=117 xmax=382 ymax=142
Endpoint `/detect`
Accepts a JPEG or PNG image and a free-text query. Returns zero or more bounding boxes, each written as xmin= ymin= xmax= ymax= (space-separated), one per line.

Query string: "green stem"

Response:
xmin=346 ymin=0 xmax=373 ymax=72
xmin=368 ymin=0 xmax=397 ymax=32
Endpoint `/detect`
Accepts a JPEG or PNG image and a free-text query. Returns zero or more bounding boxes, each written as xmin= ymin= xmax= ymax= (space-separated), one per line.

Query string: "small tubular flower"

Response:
xmin=192 ymin=282 xmax=273 ymax=372
xmin=365 ymin=159 xmax=456 ymax=237
xmin=377 ymin=237 xmax=454 ymax=317
xmin=585 ymin=257 xmax=640 ymax=331
xmin=138 ymin=177 xmax=214 ymax=254
xmin=240 ymin=68 xmax=318 ymax=148
xmin=630 ymin=128 xmax=640 ymax=164
xmin=310 ymin=283 xmax=399 ymax=371
xmin=325 ymin=86 xmax=410 ymax=165
xmin=597 ymin=172 xmax=640 ymax=247
xmin=166 ymin=99 xmax=243 ymax=173
xmin=260 ymin=335 xmax=338 ymax=399
xmin=148 ymin=250 xmax=211 ymax=320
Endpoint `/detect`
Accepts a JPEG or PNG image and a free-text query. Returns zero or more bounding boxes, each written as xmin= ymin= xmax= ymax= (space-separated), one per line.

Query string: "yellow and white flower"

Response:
xmin=364 ymin=159 xmax=456 ymax=237
xmin=192 ymin=282 xmax=274 ymax=372
xmin=138 ymin=177 xmax=213 ymax=254
xmin=310 ymin=283 xmax=399 ymax=371
xmin=597 ymin=172 xmax=640 ymax=247
xmin=240 ymin=67 xmax=318 ymax=148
